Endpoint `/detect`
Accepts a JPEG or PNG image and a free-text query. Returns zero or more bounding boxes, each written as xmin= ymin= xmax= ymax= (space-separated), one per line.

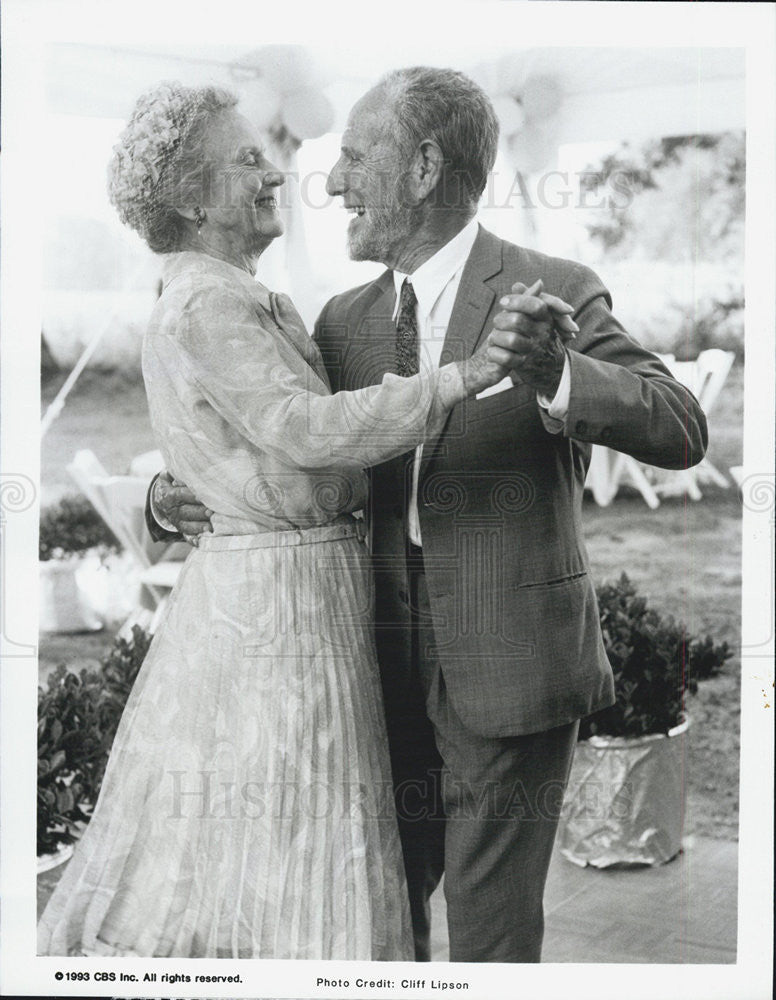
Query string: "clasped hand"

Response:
xmin=485 ymin=279 xmax=578 ymax=399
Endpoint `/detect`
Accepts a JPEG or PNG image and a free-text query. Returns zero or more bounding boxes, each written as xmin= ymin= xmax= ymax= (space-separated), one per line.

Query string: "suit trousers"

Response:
xmin=396 ymin=546 xmax=579 ymax=963
xmin=377 ymin=545 xmax=446 ymax=962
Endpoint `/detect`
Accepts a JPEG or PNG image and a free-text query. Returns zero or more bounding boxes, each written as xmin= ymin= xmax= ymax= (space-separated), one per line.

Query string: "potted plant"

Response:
xmin=39 ymin=494 xmax=121 ymax=632
xmin=37 ymin=626 xmax=151 ymax=868
xmin=558 ymin=573 xmax=731 ymax=868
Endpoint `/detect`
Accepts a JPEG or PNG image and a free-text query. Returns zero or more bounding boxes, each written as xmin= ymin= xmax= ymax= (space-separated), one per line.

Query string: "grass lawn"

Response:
xmin=41 ymin=369 xmax=156 ymax=505
xmin=39 ymin=363 xmax=744 ymax=841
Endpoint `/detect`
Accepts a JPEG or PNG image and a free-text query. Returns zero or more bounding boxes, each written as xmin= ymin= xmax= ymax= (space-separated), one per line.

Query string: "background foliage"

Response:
xmin=37 ymin=626 xmax=152 ymax=855
xmin=39 ymin=494 xmax=121 ymax=561
xmin=581 ymin=131 xmax=745 ymax=359
xmin=580 ymin=573 xmax=732 ymax=740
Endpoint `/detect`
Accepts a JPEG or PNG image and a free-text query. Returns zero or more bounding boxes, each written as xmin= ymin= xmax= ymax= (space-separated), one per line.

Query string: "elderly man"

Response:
xmin=148 ymin=67 xmax=707 ymax=963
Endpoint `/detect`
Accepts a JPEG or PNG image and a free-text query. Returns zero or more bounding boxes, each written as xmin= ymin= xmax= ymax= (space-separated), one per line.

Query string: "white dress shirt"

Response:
xmin=393 ymin=219 xmax=570 ymax=546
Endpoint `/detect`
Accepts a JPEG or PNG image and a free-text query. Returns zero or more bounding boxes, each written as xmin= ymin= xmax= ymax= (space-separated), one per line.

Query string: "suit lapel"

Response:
xmin=344 ymin=271 xmax=398 ymax=388
xmin=421 ymin=228 xmax=504 ymax=472
xmin=363 ymin=270 xmax=396 ymax=326
xmin=440 ymin=226 xmax=503 ymax=363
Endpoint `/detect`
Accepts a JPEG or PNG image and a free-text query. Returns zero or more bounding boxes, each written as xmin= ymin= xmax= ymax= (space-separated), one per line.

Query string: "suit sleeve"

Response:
xmin=144 ymin=473 xmax=183 ymax=543
xmin=545 ymin=263 xmax=708 ymax=470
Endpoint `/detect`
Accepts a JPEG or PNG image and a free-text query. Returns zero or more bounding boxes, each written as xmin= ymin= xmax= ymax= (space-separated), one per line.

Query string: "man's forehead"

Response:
xmin=344 ymin=89 xmax=393 ymax=142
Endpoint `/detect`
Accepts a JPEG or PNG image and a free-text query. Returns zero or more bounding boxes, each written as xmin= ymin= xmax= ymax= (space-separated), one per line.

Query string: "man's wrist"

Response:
xmin=439 ymin=361 xmax=466 ymax=405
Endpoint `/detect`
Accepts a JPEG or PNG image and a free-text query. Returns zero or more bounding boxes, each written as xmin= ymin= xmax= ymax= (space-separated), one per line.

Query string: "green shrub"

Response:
xmin=37 ymin=625 xmax=152 ymax=855
xmin=39 ymin=494 xmax=121 ymax=561
xmin=581 ymin=573 xmax=733 ymax=740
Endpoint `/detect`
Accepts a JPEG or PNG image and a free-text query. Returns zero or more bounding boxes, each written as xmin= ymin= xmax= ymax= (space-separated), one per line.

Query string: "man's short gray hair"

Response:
xmin=377 ymin=67 xmax=499 ymax=209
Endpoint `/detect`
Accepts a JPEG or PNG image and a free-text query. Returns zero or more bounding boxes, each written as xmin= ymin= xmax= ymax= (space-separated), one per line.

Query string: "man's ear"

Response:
xmin=414 ymin=139 xmax=445 ymax=201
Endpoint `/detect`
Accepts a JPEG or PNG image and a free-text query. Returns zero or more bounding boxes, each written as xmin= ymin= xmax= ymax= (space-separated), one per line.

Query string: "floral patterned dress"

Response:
xmin=37 ymin=251 xmax=465 ymax=959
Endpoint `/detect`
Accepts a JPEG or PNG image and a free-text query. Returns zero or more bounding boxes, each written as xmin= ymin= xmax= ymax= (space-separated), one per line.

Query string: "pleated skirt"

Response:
xmin=37 ymin=524 xmax=413 ymax=959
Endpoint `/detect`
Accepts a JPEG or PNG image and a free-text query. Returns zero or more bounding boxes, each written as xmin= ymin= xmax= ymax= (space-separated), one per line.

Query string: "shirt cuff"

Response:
xmin=537 ymin=353 xmax=571 ymax=418
xmin=149 ymin=476 xmax=179 ymax=534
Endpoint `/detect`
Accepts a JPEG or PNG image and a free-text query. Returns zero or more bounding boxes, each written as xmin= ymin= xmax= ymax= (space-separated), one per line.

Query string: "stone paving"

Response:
xmin=38 ymin=836 xmax=737 ymax=964
xmin=429 ymin=835 xmax=738 ymax=963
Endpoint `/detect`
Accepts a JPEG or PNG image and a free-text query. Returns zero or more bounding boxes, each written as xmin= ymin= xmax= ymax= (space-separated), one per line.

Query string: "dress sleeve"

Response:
xmin=175 ymin=283 xmax=466 ymax=470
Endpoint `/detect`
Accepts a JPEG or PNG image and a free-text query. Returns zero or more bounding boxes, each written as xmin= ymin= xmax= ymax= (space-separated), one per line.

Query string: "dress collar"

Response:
xmin=161 ymin=251 xmax=272 ymax=311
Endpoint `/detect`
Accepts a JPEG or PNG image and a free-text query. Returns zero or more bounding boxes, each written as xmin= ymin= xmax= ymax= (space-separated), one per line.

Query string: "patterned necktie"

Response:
xmin=395 ymin=278 xmax=419 ymax=377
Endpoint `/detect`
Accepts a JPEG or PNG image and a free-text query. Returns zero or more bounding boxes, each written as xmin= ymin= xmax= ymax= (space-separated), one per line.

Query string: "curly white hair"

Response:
xmin=107 ymin=81 xmax=238 ymax=253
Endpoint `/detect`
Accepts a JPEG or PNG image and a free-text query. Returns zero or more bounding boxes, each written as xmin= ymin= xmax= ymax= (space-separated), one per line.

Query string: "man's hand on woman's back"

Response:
xmin=152 ymin=471 xmax=213 ymax=541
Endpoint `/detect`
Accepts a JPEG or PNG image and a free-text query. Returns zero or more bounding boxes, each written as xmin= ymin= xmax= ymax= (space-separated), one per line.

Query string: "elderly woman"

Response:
xmin=37 ymin=82 xmax=507 ymax=959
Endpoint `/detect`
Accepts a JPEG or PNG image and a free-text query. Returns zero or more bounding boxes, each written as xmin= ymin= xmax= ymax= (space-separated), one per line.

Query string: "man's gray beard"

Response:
xmin=346 ymin=205 xmax=418 ymax=265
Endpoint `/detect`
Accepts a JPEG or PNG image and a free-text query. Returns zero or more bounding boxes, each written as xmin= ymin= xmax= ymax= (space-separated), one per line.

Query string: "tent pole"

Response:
xmin=41 ymin=262 xmax=150 ymax=438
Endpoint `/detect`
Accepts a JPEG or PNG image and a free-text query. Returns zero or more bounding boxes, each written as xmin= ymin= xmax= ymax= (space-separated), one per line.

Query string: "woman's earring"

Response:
xmin=194 ymin=207 xmax=205 ymax=230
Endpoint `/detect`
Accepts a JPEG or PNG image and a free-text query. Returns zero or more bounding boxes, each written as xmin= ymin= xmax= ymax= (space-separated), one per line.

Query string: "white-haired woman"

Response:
xmin=37 ymin=82 xmax=507 ymax=959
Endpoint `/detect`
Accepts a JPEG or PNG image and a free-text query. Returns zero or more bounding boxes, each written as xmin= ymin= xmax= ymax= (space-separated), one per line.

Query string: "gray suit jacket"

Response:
xmin=313 ymin=225 xmax=708 ymax=738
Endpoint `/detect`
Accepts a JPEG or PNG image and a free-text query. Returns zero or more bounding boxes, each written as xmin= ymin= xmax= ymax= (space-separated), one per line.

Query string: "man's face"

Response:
xmin=326 ymin=90 xmax=418 ymax=266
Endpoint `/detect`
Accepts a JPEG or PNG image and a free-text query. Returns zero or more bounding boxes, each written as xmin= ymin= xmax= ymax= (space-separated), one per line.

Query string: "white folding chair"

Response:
xmin=67 ymin=449 xmax=184 ymax=612
xmin=585 ymin=350 xmax=735 ymax=507
xmin=584 ymin=445 xmax=617 ymax=507
xmin=129 ymin=449 xmax=165 ymax=478
xmin=584 ymin=445 xmax=661 ymax=509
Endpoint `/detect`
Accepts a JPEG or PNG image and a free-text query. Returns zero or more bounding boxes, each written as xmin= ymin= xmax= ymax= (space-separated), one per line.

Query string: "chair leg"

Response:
xmin=585 ymin=446 xmax=616 ymax=506
xmin=623 ymin=458 xmax=661 ymax=509
xmin=697 ymin=458 xmax=730 ymax=488
xmin=150 ymin=598 xmax=169 ymax=633
xmin=138 ymin=582 xmax=165 ymax=610
xmin=683 ymin=469 xmax=703 ymax=501
xmin=117 ymin=607 xmax=155 ymax=640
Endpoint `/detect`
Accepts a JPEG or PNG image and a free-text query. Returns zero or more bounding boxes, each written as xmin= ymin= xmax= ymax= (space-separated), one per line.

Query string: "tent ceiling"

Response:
xmin=47 ymin=42 xmax=745 ymax=143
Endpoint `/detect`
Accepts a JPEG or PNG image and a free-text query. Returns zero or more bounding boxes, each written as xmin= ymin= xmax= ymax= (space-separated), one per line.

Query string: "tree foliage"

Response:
xmin=581 ymin=131 xmax=745 ymax=264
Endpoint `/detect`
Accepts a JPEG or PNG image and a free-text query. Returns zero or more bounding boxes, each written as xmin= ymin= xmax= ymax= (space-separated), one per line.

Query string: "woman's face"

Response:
xmin=197 ymin=110 xmax=285 ymax=260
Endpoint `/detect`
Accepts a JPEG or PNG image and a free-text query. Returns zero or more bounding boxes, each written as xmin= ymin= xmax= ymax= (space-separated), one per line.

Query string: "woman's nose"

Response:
xmin=262 ymin=168 xmax=285 ymax=188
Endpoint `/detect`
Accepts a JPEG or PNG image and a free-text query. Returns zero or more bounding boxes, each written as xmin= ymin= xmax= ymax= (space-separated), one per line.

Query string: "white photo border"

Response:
xmin=1 ymin=2 xmax=773 ymax=998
